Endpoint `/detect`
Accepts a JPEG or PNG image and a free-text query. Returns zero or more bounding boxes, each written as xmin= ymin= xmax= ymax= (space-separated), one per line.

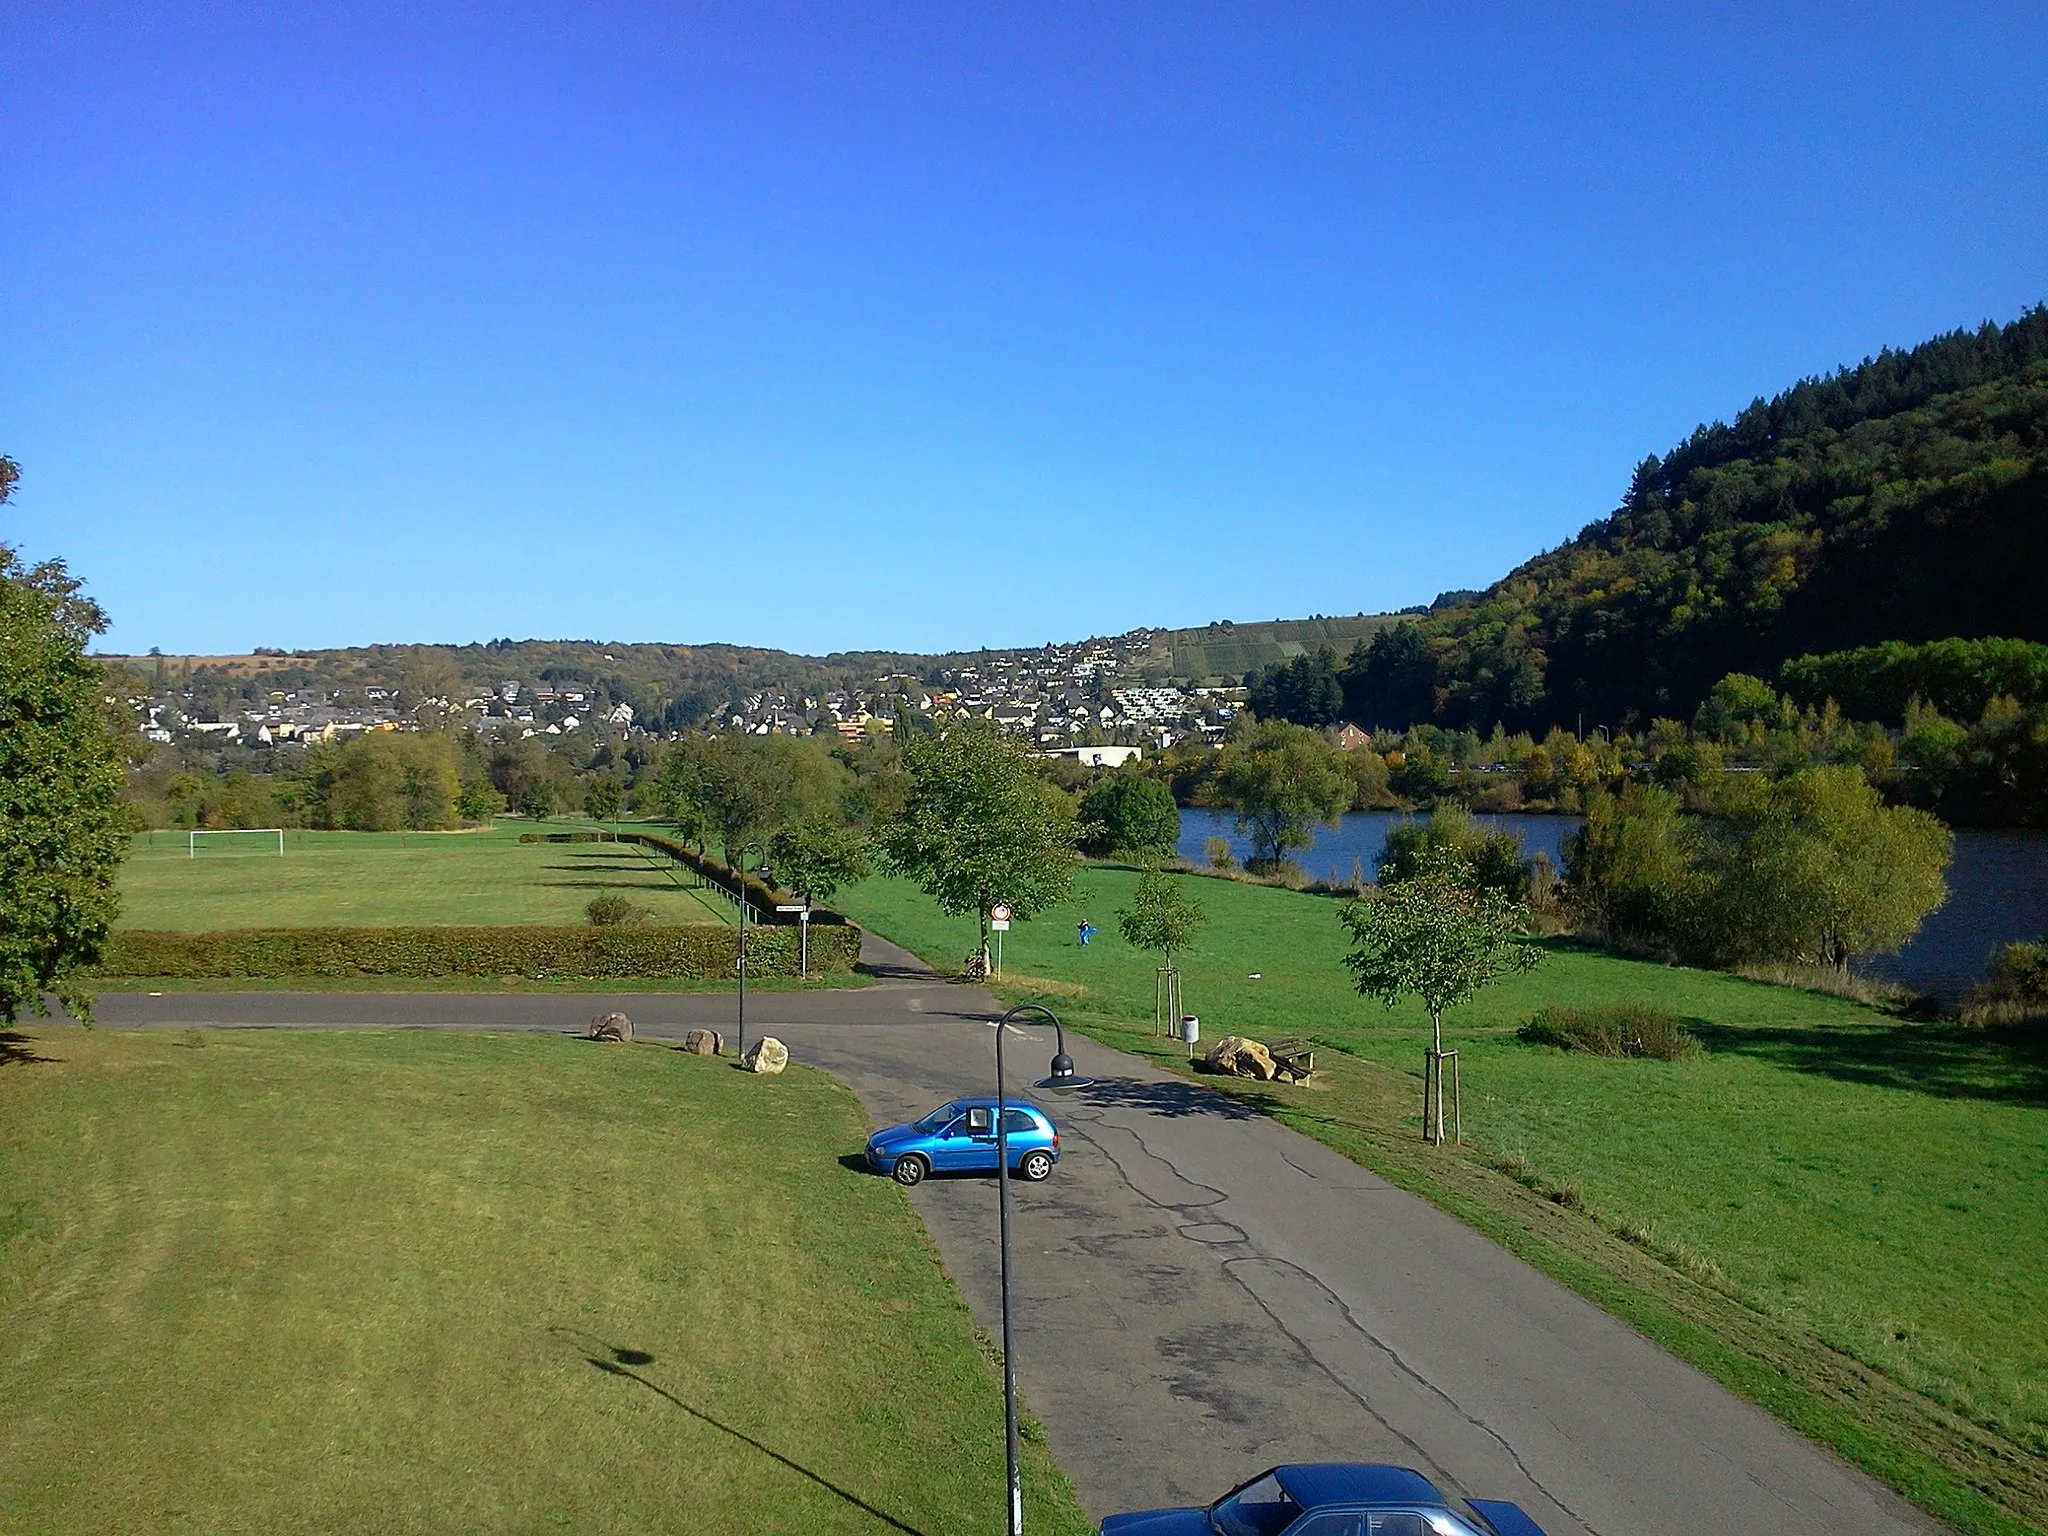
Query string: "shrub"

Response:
xmin=584 ymin=893 xmax=650 ymax=927
xmin=96 ymin=924 xmax=860 ymax=981
xmin=1518 ymin=1004 xmax=1701 ymax=1060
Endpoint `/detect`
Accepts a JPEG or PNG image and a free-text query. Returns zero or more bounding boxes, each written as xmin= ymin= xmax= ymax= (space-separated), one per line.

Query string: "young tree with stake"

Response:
xmin=1339 ymin=847 xmax=1539 ymax=1143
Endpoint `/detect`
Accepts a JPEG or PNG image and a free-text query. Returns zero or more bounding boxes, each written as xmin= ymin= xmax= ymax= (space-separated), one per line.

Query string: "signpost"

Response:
xmin=988 ymin=903 xmax=1011 ymax=976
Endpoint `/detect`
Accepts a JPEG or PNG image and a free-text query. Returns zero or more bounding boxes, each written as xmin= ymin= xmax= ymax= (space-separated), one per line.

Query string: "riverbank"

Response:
xmin=1176 ymin=806 xmax=2048 ymax=1002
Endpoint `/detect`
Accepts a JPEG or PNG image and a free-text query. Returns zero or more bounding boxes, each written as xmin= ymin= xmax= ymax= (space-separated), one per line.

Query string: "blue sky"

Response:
xmin=4 ymin=4 xmax=2044 ymax=658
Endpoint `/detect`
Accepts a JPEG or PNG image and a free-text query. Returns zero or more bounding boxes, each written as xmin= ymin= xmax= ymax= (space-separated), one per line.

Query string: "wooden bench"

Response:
xmin=1266 ymin=1038 xmax=1315 ymax=1083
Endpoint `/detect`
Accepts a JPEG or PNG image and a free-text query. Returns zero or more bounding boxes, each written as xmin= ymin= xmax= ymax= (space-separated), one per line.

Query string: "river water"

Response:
xmin=1176 ymin=808 xmax=2048 ymax=1004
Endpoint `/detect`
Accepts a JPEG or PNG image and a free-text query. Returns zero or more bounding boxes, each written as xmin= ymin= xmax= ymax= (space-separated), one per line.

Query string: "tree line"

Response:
xmin=1306 ymin=303 xmax=2048 ymax=741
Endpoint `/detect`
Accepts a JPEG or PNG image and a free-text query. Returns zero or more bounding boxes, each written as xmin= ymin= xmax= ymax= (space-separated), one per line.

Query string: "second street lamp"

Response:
xmin=991 ymin=1002 xmax=1092 ymax=1536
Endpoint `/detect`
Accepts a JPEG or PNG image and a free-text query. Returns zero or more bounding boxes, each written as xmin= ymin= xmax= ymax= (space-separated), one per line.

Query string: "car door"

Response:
xmin=957 ymin=1105 xmax=1002 ymax=1171
xmin=934 ymin=1108 xmax=999 ymax=1171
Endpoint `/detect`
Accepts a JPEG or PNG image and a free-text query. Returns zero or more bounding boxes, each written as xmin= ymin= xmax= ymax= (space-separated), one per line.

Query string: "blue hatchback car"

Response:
xmin=864 ymin=1097 xmax=1060 ymax=1187
xmin=1100 ymin=1463 xmax=1549 ymax=1536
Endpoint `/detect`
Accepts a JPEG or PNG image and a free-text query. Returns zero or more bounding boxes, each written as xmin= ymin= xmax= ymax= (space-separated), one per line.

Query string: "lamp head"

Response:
xmin=1038 ymin=1052 xmax=1093 ymax=1093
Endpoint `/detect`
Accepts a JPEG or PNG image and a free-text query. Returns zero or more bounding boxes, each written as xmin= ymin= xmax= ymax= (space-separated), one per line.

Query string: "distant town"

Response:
xmin=118 ymin=627 xmax=1255 ymax=765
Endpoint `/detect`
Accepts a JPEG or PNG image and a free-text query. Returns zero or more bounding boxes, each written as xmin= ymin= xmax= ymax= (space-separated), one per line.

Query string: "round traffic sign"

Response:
xmin=989 ymin=903 xmax=1012 ymax=923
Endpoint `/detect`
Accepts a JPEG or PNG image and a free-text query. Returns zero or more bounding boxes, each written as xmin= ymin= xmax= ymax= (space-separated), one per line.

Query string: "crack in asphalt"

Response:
xmin=1061 ymin=1101 xmax=1603 ymax=1536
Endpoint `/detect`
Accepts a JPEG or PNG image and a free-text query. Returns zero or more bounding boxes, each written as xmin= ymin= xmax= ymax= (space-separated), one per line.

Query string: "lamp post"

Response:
xmin=735 ymin=838 xmax=764 ymax=1059
xmin=992 ymin=1003 xmax=1092 ymax=1536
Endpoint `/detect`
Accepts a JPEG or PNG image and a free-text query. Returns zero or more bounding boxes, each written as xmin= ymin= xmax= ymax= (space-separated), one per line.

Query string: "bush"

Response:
xmin=96 ymin=924 xmax=861 ymax=981
xmin=584 ymin=893 xmax=650 ymax=927
xmin=1518 ymin=1004 xmax=1701 ymax=1060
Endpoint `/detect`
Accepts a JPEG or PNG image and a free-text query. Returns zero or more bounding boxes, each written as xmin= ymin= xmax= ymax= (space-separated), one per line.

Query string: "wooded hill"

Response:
xmin=1348 ymin=305 xmax=2048 ymax=732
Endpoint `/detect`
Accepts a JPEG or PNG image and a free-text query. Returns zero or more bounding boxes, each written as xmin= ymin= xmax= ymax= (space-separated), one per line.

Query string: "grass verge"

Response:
xmin=0 ymin=1026 xmax=1089 ymax=1535
xmin=835 ymin=866 xmax=2048 ymax=1536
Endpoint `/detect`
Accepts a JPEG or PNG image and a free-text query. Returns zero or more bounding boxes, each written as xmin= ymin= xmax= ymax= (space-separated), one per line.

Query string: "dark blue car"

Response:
xmin=864 ymin=1097 xmax=1060 ymax=1187
xmin=1101 ymin=1463 xmax=1550 ymax=1536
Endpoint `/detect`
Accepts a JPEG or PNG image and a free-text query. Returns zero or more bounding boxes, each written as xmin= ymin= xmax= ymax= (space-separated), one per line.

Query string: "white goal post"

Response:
xmin=188 ymin=828 xmax=286 ymax=858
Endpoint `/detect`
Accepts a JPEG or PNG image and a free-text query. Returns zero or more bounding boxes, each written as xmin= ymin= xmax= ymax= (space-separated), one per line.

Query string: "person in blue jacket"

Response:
xmin=1077 ymin=920 xmax=1096 ymax=947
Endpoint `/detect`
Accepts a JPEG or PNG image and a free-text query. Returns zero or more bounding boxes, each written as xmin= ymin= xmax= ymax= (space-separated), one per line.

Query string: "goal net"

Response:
xmin=188 ymin=828 xmax=287 ymax=858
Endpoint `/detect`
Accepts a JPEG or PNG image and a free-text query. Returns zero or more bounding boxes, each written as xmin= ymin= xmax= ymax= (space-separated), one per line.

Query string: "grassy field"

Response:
xmin=0 ymin=1025 xmax=1088 ymax=1536
xmin=834 ymin=866 xmax=2048 ymax=1536
xmin=120 ymin=822 xmax=733 ymax=930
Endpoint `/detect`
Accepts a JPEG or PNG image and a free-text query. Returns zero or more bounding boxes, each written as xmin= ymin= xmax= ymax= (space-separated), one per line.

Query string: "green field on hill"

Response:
xmin=119 ymin=822 xmax=732 ymax=929
xmin=834 ymin=866 xmax=2048 ymax=1535
xmin=0 ymin=1026 xmax=1088 ymax=1535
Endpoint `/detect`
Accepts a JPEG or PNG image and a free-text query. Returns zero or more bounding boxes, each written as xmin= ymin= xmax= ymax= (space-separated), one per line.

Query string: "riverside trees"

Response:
xmin=1566 ymin=765 xmax=1951 ymax=970
xmin=1213 ymin=719 xmax=1349 ymax=870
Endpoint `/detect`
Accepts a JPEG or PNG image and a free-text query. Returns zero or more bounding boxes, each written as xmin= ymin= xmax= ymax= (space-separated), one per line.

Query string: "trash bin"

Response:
xmin=1180 ymin=1016 xmax=1200 ymax=1058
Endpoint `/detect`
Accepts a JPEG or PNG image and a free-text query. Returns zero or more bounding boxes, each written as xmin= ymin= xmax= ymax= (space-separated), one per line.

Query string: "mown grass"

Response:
xmin=119 ymin=822 xmax=733 ymax=930
xmin=0 ymin=1026 xmax=1089 ymax=1536
xmin=834 ymin=865 xmax=2048 ymax=1536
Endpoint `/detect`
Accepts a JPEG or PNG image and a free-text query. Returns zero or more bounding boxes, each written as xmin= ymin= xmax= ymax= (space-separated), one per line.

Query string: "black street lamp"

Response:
xmin=735 ymin=838 xmax=764 ymax=1059
xmin=992 ymin=1002 xmax=1092 ymax=1536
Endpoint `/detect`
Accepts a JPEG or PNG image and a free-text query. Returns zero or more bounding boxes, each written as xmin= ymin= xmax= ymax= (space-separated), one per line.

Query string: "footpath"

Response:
xmin=92 ymin=943 xmax=1935 ymax=1536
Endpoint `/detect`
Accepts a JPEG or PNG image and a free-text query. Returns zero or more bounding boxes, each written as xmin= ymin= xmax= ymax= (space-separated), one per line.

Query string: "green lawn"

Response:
xmin=0 ymin=1025 xmax=1088 ymax=1536
xmin=120 ymin=822 xmax=733 ymax=929
xmin=835 ymin=866 xmax=2048 ymax=1536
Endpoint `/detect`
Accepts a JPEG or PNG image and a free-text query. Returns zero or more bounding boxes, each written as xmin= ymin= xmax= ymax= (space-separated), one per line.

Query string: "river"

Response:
xmin=1176 ymin=808 xmax=2048 ymax=1004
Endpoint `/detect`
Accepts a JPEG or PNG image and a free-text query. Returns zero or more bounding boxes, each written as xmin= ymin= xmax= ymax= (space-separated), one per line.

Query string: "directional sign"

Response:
xmin=775 ymin=905 xmax=807 ymax=914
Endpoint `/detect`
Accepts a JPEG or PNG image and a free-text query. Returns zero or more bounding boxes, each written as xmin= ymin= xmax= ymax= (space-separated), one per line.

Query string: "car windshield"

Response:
xmin=912 ymin=1102 xmax=964 ymax=1134
xmin=1212 ymin=1474 xmax=1303 ymax=1536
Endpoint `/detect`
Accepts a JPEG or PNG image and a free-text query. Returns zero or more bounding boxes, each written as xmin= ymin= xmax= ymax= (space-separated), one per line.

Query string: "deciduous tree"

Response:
xmin=0 ymin=497 xmax=128 ymax=1022
xmin=1339 ymin=848 xmax=1539 ymax=1142
xmin=1213 ymin=719 xmax=1348 ymax=869
xmin=879 ymin=725 xmax=1076 ymax=965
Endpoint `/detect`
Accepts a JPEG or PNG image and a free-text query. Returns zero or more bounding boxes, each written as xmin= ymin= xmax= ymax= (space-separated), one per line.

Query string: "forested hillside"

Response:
xmin=1346 ymin=305 xmax=2048 ymax=732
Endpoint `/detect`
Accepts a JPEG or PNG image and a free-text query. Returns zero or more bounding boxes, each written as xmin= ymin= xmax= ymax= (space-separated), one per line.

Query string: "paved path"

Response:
xmin=88 ymin=945 xmax=1936 ymax=1536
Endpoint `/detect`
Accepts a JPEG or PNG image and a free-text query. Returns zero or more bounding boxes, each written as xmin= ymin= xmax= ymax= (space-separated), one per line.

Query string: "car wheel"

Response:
xmin=1018 ymin=1150 xmax=1054 ymax=1182
xmin=892 ymin=1154 xmax=929 ymax=1187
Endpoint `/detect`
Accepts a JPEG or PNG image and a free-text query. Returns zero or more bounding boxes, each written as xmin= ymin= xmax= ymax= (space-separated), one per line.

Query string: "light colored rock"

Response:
xmin=682 ymin=1028 xmax=724 ymax=1056
xmin=742 ymin=1036 xmax=789 ymax=1074
xmin=588 ymin=1010 xmax=634 ymax=1043
xmin=1203 ymin=1034 xmax=1276 ymax=1080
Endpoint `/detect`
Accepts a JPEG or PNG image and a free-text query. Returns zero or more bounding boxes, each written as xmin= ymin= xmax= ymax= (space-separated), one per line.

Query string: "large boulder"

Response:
xmin=589 ymin=1011 xmax=634 ymax=1043
xmin=682 ymin=1028 xmax=724 ymax=1057
xmin=742 ymin=1036 xmax=789 ymax=1074
xmin=1203 ymin=1035 xmax=1276 ymax=1080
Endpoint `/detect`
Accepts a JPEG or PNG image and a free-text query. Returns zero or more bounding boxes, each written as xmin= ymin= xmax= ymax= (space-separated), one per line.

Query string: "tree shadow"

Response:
xmin=549 ymin=1327 xmax=932 ymax=1536
xmin=1066 ymin=1075 xmax=1266 ymax=1121
xmin=0 ymin=1031 xmax=54 ymax=1070
xmin=1693 ymin=1020 xmax=2048 ymax=1105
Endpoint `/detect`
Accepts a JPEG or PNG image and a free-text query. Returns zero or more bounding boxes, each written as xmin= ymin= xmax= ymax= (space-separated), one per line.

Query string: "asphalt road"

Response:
xmin=86 ymin=942 xmax=1936 ymax=1536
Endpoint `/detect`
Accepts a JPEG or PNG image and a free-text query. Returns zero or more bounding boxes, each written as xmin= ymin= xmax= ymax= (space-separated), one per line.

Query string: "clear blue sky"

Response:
xmin=5 ymin=4 xmax=2044 ymax=658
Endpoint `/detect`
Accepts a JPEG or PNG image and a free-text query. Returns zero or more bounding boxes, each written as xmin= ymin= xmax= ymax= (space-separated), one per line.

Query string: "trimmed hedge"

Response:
xmin=520 ymin=828 xmax=852 ymax=926
xmin=97 ymin=924 xmax=861 ymax=981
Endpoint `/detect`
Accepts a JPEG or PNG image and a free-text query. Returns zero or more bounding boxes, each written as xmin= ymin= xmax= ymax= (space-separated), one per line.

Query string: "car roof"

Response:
xmin=950 ymin=1097 xmax=1048 ymax=1113
xmin=1273 ymin=1465 xmax=1444 ymax=1509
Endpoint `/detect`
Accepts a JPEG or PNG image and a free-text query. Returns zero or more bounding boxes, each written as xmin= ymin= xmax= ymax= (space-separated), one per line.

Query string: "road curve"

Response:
xmin=84 ymin=949 xmax=1937 ymax=1536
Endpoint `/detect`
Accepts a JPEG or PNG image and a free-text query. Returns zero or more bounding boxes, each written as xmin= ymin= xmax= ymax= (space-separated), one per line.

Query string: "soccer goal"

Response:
xmin=188 ymin=828 xmax=286 ymax=858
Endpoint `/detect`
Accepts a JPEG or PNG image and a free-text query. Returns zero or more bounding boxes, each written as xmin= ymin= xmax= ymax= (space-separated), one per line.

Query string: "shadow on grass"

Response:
xmin=1693 ymin=1020 xmax=2048 ymax=1105
xmin=0 ymin=1030 xmax=54 ymax=1070
xmin=549 ymin=1327 xmax=932 ymax=1536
